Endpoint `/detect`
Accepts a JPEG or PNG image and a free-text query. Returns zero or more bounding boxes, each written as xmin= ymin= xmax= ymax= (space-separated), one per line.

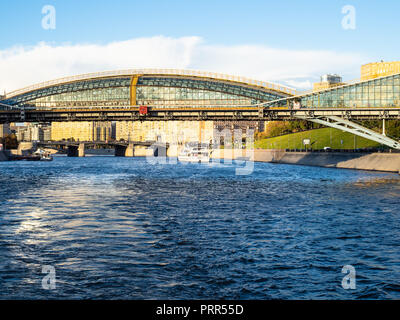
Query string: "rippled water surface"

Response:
xmin=0 ymin=156 xmax=399 ymax=299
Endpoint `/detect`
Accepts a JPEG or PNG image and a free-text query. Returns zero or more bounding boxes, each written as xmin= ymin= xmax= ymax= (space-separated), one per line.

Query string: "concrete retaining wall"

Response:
xmin=269 ymin=151 xmax=400 ymax=172
xmin=0 ymin=151 xmax=8 ymax=161
xmin=3 ymin=143 xmax=399 ymax=172
xmin=212 ymin=149 xmax=400 ymax=173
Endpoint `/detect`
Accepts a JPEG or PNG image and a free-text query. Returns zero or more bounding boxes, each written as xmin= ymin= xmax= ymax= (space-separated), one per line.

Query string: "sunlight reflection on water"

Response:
xmin=0 ymin=157 xmax=399 ymax=299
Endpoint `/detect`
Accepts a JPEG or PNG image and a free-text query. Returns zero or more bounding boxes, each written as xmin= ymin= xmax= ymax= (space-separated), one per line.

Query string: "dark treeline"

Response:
xmin=0 ymin=134 xmax=19 ymax=149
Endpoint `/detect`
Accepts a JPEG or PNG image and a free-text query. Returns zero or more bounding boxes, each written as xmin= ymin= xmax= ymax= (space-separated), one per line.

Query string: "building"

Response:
xmin=361 ymin=61 xmax=400 ymax=81
xmin=12 ymin=123 xmax=51 ymax=142
xmin=51 ymin=121 xmax=112 ymax=142
xmin=313 ymin=74 xmax=345 ymax=92
xmin=31 ymin=125 xmax=43 ymax=142
xmin=14 ymin=125 xmax=27 ymax=142
xmin=0 ymin=69 xmax=295 ymax=144
xmin=43 ymin=126 xmax=51 ymax=142
xmin=0 ymin=123 xmax=11 ymax=138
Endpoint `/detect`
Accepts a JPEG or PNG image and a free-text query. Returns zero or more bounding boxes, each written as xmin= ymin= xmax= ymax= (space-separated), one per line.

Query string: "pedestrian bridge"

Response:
xmin=1 ymin=69 xmax=400 ymax=149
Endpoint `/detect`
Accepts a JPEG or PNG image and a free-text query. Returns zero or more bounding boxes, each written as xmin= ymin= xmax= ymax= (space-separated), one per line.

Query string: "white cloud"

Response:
xmin=0 ymin=36 xmax=368 ymax=93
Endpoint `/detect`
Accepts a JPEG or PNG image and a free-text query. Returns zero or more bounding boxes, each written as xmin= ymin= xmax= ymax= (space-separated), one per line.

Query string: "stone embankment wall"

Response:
xmin=211 ymin=149 xmax=400 ymax=173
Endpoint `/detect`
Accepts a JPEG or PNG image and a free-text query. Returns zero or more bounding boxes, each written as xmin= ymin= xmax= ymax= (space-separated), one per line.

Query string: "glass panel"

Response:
xmin=29 ymin=86 xmax=130 ymax=108
xmin=133 ymin=85 xmax=256 ymax=107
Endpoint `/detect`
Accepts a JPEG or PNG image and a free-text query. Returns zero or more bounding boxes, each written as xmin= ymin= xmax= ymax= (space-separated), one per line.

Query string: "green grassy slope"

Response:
xmin=255 ymin=128 xmax=381 ymax=150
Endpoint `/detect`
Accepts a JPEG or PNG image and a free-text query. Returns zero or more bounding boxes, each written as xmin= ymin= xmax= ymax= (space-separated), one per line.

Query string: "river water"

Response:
xmin=0 ymin=156 xmax=399 ymax=299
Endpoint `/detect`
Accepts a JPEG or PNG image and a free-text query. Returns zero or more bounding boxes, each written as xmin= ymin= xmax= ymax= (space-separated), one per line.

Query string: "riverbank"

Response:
xmin=3 ymin=147 xmax=400 ymax=173
xmin=211 ymin=149 xmax=400 ymax=173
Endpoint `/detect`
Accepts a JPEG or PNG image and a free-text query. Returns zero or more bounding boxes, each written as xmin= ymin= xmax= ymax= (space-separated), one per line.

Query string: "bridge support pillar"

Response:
xmin=67 ymin=145 xmax=78 ymax=157
xmin=153 ymin=144 xmax=168 ymax=157
xmin=115 ymin=145 xmax=127 ymax=157
xmin=125 ymin=143 xmax=135 ymax=157
xmin=78 ymin=143 xmax=85 ymax=157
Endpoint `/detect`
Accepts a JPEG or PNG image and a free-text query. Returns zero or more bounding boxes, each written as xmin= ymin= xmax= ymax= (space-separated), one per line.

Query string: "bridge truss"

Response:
xmin=295 ymin=115 xmax=400 ymax=150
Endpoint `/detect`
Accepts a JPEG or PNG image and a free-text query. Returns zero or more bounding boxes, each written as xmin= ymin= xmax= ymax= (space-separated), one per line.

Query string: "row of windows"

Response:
xmin=136 ymin=99 xmax=254 ymax=106
xmin=304 ymin=93 xmax=400 ymax=103
xmin=299 ymin=74 xmax=400 ymax=108
xmin=27 ymin=86 xmax=262 ymax=108
xmin=301 ymin=99 xmax=400 ymax=108
xmin=33 ymin=87 xmax=130 ymax=103
xmin=6 ymin=78 xmax=131 ymax=105
xmin=315 ymin=86 xmax=400 ymax=98
xmin=5 ymin=76 xmax=285 ymax=108
xmin=32 ymin=101 xmax=131 ymax=108
xmin=138 ymin=77 xmax=284 ymax=101
xmin=136 ymin=86 xmax=260 ymax=103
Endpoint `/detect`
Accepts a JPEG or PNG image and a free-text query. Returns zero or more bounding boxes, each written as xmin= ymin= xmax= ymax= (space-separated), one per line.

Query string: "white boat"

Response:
xmin=40 ymin=153 xmax=53 ymax=161
xmin=34 ymin=148 xmax=54 ymax=161
xmin=178 ymin=143 xmax=211 ymax=163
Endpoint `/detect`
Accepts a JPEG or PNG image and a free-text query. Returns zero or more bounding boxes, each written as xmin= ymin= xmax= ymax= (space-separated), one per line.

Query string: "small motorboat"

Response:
xmin=178 ymin=142 xmax=211 ymax=163
xmin=40 ymin=153 xmax=53 ymax=161
xmin=34 ymin=149 xmax=54 ymax=161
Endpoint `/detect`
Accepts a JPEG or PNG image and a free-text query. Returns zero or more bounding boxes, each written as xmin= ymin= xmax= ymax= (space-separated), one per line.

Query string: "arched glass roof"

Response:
xmin=2 ymin=69 xmax=296 ymax=108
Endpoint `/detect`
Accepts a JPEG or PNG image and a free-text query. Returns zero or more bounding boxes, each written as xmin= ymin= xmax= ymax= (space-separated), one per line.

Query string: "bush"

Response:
xmin=259 ymin=120 xmax=321 ymax=139
xmin=0 ymin=134 xmax=19 ymax=149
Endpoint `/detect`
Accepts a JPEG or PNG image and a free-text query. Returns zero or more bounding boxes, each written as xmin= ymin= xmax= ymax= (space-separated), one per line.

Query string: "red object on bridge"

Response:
xmin=139 ymin=106 xmax=148 ymax=115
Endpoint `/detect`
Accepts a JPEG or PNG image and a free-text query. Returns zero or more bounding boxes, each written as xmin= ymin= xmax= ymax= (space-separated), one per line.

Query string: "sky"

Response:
xmin=0 ymin=0 xmax=399 ymax=93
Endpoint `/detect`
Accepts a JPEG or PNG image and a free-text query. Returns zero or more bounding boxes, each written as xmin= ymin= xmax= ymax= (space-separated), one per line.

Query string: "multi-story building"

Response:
xmin=116 ymin=120 xmax=214 ymax=144
xmin=12 ymin=124 xmax=51 ymax=142
xmin=0 ymin=124 xmax=11 ymax=138
xmin=313 ymin=74 xmax=345 ymax=92
xmin=14 ymin=126 xmax=26 ymax=142
xmin=361 ymin=61 xmax=400 ymax=81
xmin=51 ymin=121 xmax=113 ymax=142
xmin=31 ymin=125 xmax=44 ymax=142
xmin=43 ymin=127 xmax=51 ymax=142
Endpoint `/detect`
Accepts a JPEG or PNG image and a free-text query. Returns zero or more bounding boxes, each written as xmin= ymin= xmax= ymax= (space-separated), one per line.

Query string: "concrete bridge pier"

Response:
xmin=114 ymin=144 xmax=135 ymax=157
xmin=67 ymin=145 xmax=78 ymax=157
xmin=125 ymin=143 xmax=135 ymax=157
xmin=78 ymin=143 xmax=85 ymax=157
xmin=67 ymin=143 xmax=85 ymax=157
xmin=153 ymin=144 xmax=168 ymax=157
xmin=115 ymin=145 xmax=127 ymax=157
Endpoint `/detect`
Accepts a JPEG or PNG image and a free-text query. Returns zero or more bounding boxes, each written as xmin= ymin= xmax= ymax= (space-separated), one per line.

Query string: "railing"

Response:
xmin=0 ymin=102 xmax=17 ymax=110
xmin=5 ymin=68 xmax=298 ymax=99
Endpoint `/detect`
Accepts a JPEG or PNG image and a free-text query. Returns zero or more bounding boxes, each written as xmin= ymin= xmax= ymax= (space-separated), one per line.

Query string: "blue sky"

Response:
xmin=0 ymin=0 xmax=399 ymax=91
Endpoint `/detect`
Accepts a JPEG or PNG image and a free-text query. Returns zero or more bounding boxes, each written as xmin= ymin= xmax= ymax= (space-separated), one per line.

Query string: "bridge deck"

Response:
xmin=37 ymin=141 xmax=162 ymax=147
xmin=1 ymin=107 xmax=400 ymax=123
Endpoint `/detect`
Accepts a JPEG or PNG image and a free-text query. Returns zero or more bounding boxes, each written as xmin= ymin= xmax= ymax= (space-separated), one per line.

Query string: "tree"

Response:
xmin=0 ymin=134 xmax=19 ymax=149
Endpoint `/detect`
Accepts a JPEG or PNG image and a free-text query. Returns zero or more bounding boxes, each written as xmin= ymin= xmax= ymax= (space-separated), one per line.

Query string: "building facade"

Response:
xmin=0 ymin=124 xmax=11 ymax=138
xmin=361 ymin=61 xmax=400 ymax=81
xmin=313 ymin=74 xmax=345 ymax=92
xmin=51 ymin=121 xmax=113 ymax=142
xmin=12 ymin=123 xmax=52 ymax=142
